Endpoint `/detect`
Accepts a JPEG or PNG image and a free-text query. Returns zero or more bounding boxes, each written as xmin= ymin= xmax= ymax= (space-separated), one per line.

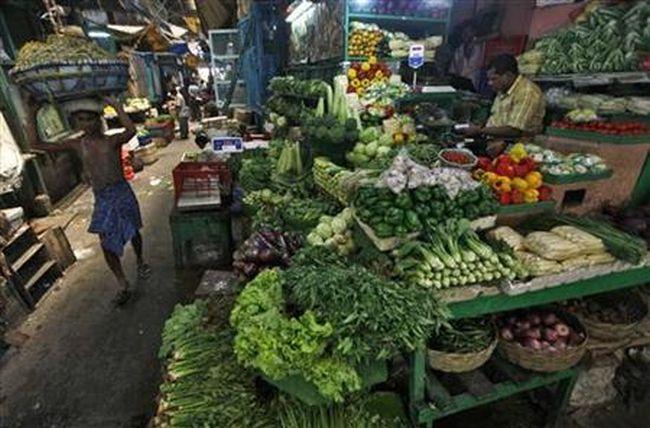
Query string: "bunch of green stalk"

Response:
xmin=429 ymin=317 xmax=494 ymax=354
xmin=393 ymin=219 xmax=526 ymax=289
xmin=157 ymin=303 xmax=275 ymax=428
xmin=536 ymin=214 xmax=647 ymax=265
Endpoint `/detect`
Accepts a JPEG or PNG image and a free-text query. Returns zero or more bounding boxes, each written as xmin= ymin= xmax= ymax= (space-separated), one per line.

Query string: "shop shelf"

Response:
xmin=348 ymin=12 xmax=447 ymax=25
xmin=447 ymin=263 xmax=650 ymax=319
xmin=496 ymin=200 xmax=556 ymax=215
xmin=413 ymin=356 xmax=577 ymax=424
xmin=546 ymin=127 xmax=650 ymax=145
xmin=532 ymin=71 xmax=650 ymax=86
xmin=543 ymin=169 xmax=613 ymax=185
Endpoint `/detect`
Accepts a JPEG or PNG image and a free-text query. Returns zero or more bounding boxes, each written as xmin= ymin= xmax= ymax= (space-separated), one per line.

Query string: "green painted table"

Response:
xmin=409 ymin=263 xmax=650 ymax=427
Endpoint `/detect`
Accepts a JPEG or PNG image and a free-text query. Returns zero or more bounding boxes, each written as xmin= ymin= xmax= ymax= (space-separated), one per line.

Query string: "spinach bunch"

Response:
xmin=283 ymin=264 xmax=449 ymax=364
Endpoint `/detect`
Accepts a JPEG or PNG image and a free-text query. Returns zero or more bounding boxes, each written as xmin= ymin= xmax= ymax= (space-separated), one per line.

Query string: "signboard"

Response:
xmin=408 ymin=44 xmax=425 ymax=69
xmin=212 ymin=137 xmax=244 ymax=153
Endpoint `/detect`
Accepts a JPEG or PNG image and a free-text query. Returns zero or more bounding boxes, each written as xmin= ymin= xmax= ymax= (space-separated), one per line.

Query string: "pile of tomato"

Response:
xmin=551 ymin=119 xmax=650 ymax=136
xmin=441 ymin=150 xmax=473 ymax=165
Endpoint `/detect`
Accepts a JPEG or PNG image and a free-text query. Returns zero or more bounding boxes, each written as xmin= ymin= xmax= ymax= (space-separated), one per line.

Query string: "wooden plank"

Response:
xmin=10 ymin=243 xmax=44 ymax=272
xmin=449 ymin=265 xmax=650 ymax=318
xmin=3 ymin=225 xmax=30 ymax=249
xmin=456 ymin=370 xmax=496 ymax=398
xmin=39 ymin=227 xmax=76 ymax=270
xmin=25 ymin=261 xmax=57 ymax=291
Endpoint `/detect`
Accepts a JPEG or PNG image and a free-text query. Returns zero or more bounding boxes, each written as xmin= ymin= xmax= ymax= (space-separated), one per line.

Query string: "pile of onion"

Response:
xmin=499 ymin=311 xmax=585 ymax=352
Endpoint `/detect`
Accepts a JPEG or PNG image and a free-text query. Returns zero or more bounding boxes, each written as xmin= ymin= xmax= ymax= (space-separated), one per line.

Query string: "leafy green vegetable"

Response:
xmin=158 ymin=302 xmax=276 ymax=427
xmin=230 ymin=270 xmax=361 ymax=402
xmin=282 ymin=262 xmax=449 ymax=364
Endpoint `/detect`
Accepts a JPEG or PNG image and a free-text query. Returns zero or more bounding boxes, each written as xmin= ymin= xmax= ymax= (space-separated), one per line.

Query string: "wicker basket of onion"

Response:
xmin=498 ymin=309 xmax=587 ymax=372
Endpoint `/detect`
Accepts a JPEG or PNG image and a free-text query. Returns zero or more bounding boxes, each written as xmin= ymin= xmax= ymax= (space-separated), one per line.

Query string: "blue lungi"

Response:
xmin=89 ymin=180 xmax=143 ymax=256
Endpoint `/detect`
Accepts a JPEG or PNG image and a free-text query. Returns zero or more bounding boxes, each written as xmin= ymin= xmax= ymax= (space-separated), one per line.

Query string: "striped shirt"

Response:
xmin=486 ymin=75 xmax=545 ymax=134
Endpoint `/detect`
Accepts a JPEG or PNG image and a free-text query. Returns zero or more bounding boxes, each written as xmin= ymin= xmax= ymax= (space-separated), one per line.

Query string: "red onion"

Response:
xmin=527 ymin=313 xmax=541 ymax=326
xmin=540 ymin=341 xmax=550 ymax=349
xmin=555 ymin=337 xmax=567 ymax=350
xmin=555 ymin=323 xmax=570 ymax=337
xmin=516 ymin=320 xmax=531 ymax=330
xmin=522 ymin=337 xmax=542 ymax=350
xmin=548 ymin=346 xmax=558 ymax=353
xmin=506 ymin=315 xmax=518 ymax=326
xmin=542 ymin=313 xmax=558 ymax=326
xmin=500 ymin=327 xmax=514 ymax=341
xmin=525 ymin=328 xmax=542 ymax=340
xmin=543 ymin=328 xmax=558 ymax=343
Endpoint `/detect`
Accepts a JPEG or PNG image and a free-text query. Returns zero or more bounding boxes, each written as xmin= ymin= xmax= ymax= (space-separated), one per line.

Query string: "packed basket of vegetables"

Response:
xmin=498 ymin=309 xmax=588 ymax=372
xmin=11 ymin=35 xmax=128 ymax=101
xmin=427 ymin=317 xmax=497 ymax=373
xmin=568 ymin=290 xmax=648 ymax=342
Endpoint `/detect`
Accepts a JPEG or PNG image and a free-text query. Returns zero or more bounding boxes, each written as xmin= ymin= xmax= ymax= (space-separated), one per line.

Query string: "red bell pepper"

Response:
xmin=511 ymin=189 xmax=525 ymax=204
xmin=494 ymin=162 xmax=516 ymax=178
xmin=538 ymin=185 xmax=553 ymax=201
xmin=498 ymin=191 xmax=512 ymax=205
xmin=477 ymin=156 xmax=492 ymax=172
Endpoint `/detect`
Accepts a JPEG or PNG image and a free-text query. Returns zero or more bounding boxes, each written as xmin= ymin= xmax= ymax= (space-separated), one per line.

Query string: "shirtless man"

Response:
xmin=26 ymin=96 xmax=150 ymax=305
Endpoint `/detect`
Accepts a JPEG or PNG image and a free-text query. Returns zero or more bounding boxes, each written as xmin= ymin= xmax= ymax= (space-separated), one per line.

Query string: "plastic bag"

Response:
xmin=523 ymin=231 xmax=584 ymax=261
xmin=550 ymin=226 xmax=605 ymax=254
xmin=488 ymin=226 xmax=525 ymax=251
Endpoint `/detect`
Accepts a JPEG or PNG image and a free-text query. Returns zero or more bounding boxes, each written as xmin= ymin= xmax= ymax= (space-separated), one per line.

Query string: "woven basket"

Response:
xmin=498 ymin=311 xmax=587 ymax=373
xmin=11 ymin=60 xmax=129 ymax=102
xmin=578 ymin=293 xmax=647 ymax=342
xmin=428 ymin=336 xmax=497 ymax=373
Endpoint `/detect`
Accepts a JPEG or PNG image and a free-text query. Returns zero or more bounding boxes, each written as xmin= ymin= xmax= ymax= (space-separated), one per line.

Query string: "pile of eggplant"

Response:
xmin=233 ymin=230 xmax=302 ymax=280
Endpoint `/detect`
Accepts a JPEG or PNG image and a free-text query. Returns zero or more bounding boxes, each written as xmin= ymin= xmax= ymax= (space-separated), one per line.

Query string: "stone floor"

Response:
xmin=0 ymin=138 xmax=199 ymax=428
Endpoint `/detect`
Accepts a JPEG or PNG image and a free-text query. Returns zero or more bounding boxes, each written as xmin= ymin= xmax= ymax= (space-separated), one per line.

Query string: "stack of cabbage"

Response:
xmin=524 ymin=144 xmax=609 ymax=178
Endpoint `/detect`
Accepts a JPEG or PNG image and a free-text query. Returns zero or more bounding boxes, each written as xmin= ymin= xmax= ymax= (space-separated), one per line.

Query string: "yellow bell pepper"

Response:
xmin=350 ymin=78 xmax=361 ymax=88
xmin=524 ymin=171 xmax=543 ymax=189
xmin=361 ymin=62 xmax=371 ymax=71
xmin=481 ymin=171 xmax=498 ymax=186
xmin=508 ymin=143 xmax=528 ymax=163
xmin=523 ymin=188 xmax=539 ymax=203
xmin=492 ymin=176 xmax=512 ymax=193
xmin=347 ymin=68 xmax=358 ymax=79
xmin=511 ymin=177 xmax=528 ymax=191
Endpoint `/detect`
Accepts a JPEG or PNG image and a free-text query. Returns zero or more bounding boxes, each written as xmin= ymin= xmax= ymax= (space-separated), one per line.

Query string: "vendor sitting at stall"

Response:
xmin=25 ymin=96 xmax=151 ymax=306
xmin=462 ymin=53 xmax=545 ymax=156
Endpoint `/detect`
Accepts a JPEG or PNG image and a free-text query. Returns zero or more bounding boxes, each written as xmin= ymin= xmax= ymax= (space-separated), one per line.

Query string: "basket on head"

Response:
xmin=11 ymin=60 xmax=129 ymax=102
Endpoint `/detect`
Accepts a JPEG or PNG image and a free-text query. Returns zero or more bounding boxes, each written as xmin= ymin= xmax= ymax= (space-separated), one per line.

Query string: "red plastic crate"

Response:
xmin=172 ymin=161 xmax=232 ymax=202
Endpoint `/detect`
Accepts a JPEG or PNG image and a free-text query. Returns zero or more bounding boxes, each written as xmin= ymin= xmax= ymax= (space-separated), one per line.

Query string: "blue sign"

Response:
xmin=408 ymin=44 xmax=425 ymax=69
xmin=212 ymin=137 xmax=244 ymax=152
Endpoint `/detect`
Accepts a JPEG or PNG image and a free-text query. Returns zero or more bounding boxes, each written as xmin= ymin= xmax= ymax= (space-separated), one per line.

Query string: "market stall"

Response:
xmin=153 ymin=1 xmax=650 ymax=427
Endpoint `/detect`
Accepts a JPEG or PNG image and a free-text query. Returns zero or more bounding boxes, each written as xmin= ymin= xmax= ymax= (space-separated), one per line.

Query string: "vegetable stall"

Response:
xmin=153 ymin=2 xmax=650 ymax=427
